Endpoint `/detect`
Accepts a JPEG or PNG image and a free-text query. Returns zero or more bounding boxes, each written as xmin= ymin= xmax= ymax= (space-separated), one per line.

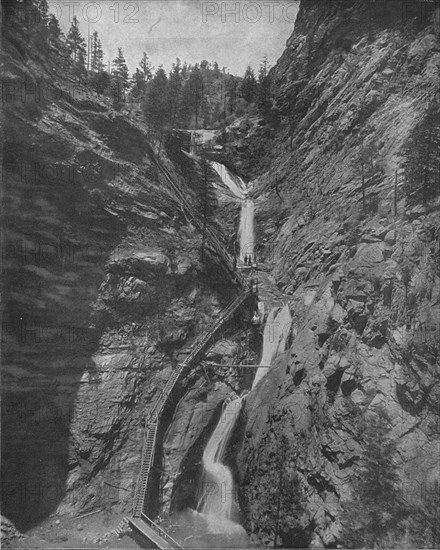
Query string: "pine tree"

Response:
xmin=402 ymin=101 xmax=440 ymax=207
xmin=250 ymin=433 xmax=305 ymax=548
xmin=93 ymin=71 xmax=111 ymax=97
xmin=409 ymin=481 xmax=440 ymax=547
xmin=75 ymin=49 xmax=87 ymax=82
xmin=226 ymin=75 xmax=237 ymax=116
xmin=130 ymin=68 xmax=146 ymax=99
xmin=90 ymin=31 xmax=104 ymax=73
xmin=257 ymin=55 xmax=272 ymax=118
xmin=66 ymin=16 xmax=86 ymax=63
xmin=258 ymin=54 xmax=269 ymax=82
xmin=341 ymin=408 xmax=405 ymax=548
xmin=129 ymin=53 xmax=153 ymax=102
xmin=32 ymin=0 xmax=50 ymax=50
xmin=241 ymin=65 xmax=257 ymax=103
xmin=48 ymin=14 xmax=62 ymax=43
xmin=36 ymin=0 xmax=49 ymax=24
xmin=143 ymin=66 xmax=169 ymax=135
xmin=168 ymin=58 xmax=182 ymax=127
xmin=139 ymin=52 xmax=153 ymax=81
xmin=185 ymin=65 xmax=204 ymax=128
xmin=112 ymin=48 xmax=129 ymax=88
xmin=89 ymin=32 xmax=109 ymax=97
xmin=181 ymin=62 xmax=188 ymax=80
xmin=111 ymin=48 xmax=130 ymax=104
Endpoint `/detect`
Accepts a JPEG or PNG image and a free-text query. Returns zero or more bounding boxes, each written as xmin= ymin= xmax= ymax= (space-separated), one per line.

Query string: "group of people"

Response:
xmin=243 ymin=254 xmax=254 ymax=266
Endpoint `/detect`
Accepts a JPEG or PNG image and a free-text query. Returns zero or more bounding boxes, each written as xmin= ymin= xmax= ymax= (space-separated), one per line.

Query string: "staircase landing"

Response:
xmin=127 ymin=516 xmax=183 ymax=549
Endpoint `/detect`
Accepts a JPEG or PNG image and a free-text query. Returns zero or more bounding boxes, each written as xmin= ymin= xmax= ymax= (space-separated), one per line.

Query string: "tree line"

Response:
xmin=20 ymin=0 xmax=277 ymax=133
xmin=142 ymin=56 xmax=273 ymax=135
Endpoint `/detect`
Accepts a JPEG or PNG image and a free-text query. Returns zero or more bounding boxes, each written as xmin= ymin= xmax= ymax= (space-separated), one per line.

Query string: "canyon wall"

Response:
xmin=2 ymin=0 xmax=440 ymax=548
xmin=1 ymin=8 xmax=245 ymax=530
xmin=235 ymin=0 xmax=440 ymax=547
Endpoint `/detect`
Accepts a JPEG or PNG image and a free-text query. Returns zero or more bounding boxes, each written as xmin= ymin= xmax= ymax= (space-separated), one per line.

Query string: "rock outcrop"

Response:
xmin=2 ymin=1 xmax=439 ymax=548
xmin=232 ymin=0 xmax=440 ymax=546
xmin=1 ymin=9 xmax=244 ymax=531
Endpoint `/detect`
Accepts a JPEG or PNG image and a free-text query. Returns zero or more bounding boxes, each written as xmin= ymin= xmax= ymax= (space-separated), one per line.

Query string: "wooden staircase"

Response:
xmin=128 ymin=514 xmax=184 ymax=549
xmin=133 ymin=421 xmax=159 ymax=518
xmin=131 ymin=290 xmax=251 ymax=522
xmin=155 ymin=159 xmax=245 ymax=289
xmin=125 ymin=156 xmax=251 ymax=546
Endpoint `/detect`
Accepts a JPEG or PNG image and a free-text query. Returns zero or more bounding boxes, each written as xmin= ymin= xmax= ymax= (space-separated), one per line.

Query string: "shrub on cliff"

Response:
xmin=402 ymin=102 xmax=440 ymax=208
xmin=250 ymin=433 xmax=307 ymax=548
xmin=341 ymin=407 xmax=406 ymax=548
xmin=408 ymin=481 xmax=440 ymax=548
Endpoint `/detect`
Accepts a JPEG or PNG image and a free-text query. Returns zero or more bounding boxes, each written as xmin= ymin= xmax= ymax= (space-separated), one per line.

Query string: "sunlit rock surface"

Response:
xmin=232 ymin=0 xmax=440 ymax=546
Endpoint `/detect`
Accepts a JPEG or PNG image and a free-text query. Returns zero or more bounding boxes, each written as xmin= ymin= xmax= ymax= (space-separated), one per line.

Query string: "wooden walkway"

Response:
xmin=132 ymin=290 xmax=251 ymax=519
xmin=155 ymin=159 xmax=245 ymax=289
xmin=121 ymin=158 xmax=253 ymax=547
xmin=127 ymin=514 xmax=183 ymax=549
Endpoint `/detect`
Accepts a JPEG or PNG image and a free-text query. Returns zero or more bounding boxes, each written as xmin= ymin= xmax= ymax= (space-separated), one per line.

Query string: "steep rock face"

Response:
xmin=160 ymin=321 xmax=259 ymax=516
xmin=236 ymin=0 xmax=440 ymax=547
xmin=1 ymin=14 xmax=242 ymax=530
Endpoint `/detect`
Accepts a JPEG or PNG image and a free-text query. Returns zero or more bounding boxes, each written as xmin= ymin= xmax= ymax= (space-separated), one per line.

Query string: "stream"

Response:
xmin=163 ymin=159 xmax=291 ymax=546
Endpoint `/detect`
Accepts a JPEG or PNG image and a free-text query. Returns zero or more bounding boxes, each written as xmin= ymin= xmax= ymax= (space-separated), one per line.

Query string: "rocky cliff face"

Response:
xmin=233 ymin=0 xmax=440 ymax=547
xmin=3 ymin=0 xmax=440 ymax=547
xmin=1 ymin=11 xmax=245 ymax=532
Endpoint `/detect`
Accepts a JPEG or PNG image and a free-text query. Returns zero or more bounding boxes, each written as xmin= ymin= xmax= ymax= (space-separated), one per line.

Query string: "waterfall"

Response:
xmin=238 ymin=199 xmax=255 ymax=263
xmin=210 ymin=162 xmax=254 ymax=262
xmin=198 ymin=395 xmax=243 ymax=520
xmin=180 ymin=158 xmax=291 ymax=545
xmin=210 ymin=162 xmax=247 ymax=200
xmin=252 ymin=304 xmax=292 ymax=390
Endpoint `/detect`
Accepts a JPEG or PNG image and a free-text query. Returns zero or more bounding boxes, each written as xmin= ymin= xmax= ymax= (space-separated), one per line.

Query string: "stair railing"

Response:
xmin=132 ymin=290 xmax=250 ymax=518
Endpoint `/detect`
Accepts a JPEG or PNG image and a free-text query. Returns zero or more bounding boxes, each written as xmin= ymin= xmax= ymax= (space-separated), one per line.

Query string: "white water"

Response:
xmin=238 ymin=199 xmax=255 ymax=263
xmin=252 ymin=304 xmax=292 ymax=389
xmin=210 ymin=162 xmax=247 ymax=200
xmin=189 ymin=159 xmax=291 ymax=544
xmin=168 ymin=508 xmax=249 ymax=547
xmin=198 ymin=395 xmax=243 ymax=522
xmin=210 ymin=162 xmax=254 ymax=262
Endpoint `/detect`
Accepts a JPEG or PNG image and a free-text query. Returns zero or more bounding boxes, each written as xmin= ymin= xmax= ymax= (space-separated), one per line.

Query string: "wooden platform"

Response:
xmin=127 ymin=517 xmax=182 ymax=549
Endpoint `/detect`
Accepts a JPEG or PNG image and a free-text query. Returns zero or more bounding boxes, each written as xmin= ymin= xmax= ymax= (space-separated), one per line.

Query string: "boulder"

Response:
xmin=384 ymin=230 xmax=396 ymax=245
xmin=347 ymin=299 xmax=368 ymax=333
xmin=108 ymin=247 xmax=170 ymax=278
xmin=323 ymin=355 xmax=341 ymax=378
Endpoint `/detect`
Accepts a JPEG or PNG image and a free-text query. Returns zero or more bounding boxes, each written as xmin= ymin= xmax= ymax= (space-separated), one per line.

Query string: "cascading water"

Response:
xmin=193 ymin=305 xmax=291 ymax=528
xmin=198 ymin=395 xmax=243 ymax=520
xmin=210 ymin=162 xmax=247 ymax=200
xmin=252 ymin=304 xmax=292 ymax=390
xmin=238 ymin=199 xmax=255 ymax=263
xmin=210 ymin=162 xmax=254 ymax=263
xmin=177 ymin=159 xmax=290 ymax=546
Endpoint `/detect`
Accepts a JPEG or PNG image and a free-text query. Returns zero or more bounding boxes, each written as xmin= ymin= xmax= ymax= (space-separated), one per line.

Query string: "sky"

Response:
xmin=50 ymin=0 xmax=300 ymax=76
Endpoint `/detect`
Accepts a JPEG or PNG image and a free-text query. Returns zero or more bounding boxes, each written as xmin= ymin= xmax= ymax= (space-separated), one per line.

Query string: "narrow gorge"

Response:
xmin=2 ymin=0 xmax=440 ymax=548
